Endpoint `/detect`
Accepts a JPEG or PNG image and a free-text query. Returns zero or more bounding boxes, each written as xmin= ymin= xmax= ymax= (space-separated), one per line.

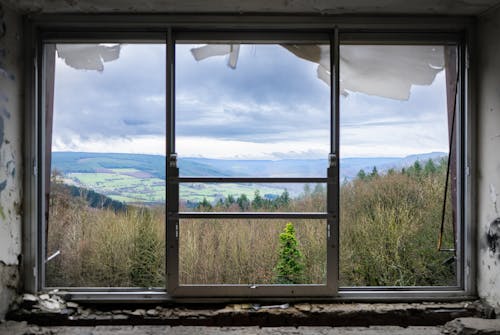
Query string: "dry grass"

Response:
xmin=46 ymin=184 xmax=165 ymax=287
xmin=46 ymin=165 xmax=455 ymax=288
xmin=179 ymin=219 xmax=326 ymax=284
xmin=339 ymin=171 xmax=455 ymax=286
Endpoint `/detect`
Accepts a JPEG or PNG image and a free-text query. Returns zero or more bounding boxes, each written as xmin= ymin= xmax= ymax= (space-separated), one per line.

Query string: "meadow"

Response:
xmin=64 ymin=169 xmax=288 ymax=204
xmin=45 ymin=159 xmax=456 ymax=288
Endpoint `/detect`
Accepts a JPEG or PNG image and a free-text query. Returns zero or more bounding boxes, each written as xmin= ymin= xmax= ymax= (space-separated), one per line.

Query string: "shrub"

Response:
xmin=275 ymin=222 xmax=305 ymax=284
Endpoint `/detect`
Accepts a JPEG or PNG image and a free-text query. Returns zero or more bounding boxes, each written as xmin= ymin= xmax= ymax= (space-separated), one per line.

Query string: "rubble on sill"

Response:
xmin=6 ymin=292 xmax=494 ymax=327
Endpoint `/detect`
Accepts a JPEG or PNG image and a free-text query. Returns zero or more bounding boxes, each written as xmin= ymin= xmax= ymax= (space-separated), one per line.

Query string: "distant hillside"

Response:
xmin=53 ymin=182 xmax=127 ymax=212
xmin=52 ymin=151 xmax=448 ymax=180
xmin=51 ymin=151 xmax=447 ymax=203
xmin=52 ymin=152 xmax=167 ymax=179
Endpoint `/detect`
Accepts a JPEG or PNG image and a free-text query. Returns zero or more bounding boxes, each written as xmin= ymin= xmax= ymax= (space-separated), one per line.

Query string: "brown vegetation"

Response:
xmin=46 ymin=159 xmax=455 ymax=288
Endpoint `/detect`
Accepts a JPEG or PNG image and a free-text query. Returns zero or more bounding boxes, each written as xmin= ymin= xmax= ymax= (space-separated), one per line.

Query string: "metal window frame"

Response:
xmin=22 ymin=14 xmax=476 ymax=302
xmin=169 ymin=31 xmax=337 ymax=297
xmin=337 ymin=33 xmax=470 ymax=295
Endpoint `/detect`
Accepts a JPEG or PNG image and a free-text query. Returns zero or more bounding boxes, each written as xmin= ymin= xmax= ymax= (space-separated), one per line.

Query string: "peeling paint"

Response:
xmin=490 ymin=183 xmax=498 ymax=215
xmin=2 ymin=106 xmax=11 ymax=118
xmin=0 ymin=4 xmax=22 ymax=320
xmin=7 ymin=160 xmax=15 ymax=177
xmin=0 ymin=261 xmax=19 ymax=321
xmin=478 ymin=4 xmax=500 ymax=312
xmin=486 ymin=218 xmax=500 ymax=254
xmin=0 ymin=115 xmax=3 ymax=149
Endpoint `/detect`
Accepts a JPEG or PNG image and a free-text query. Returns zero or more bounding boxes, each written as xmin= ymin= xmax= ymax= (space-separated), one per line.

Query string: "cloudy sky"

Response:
xmin=51 ymin=43 xmax=449 ymax=159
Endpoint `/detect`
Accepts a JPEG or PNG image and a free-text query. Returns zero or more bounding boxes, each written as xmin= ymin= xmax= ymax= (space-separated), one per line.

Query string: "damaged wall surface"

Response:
xmin=0 ymin=0 xmax=499 ymax=322
xmin=477 ymin=4 xmax=500 ymax=313
xmin=0 ymin=2 xmax=22 ymax=320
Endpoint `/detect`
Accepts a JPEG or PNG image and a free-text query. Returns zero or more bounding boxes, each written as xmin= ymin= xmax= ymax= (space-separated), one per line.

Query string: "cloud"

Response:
xmin=176 ymin=136 xmax=328 ymax=160
xmin=175 ymin=44 xmax=330 ymax=144
xmin=51 ymin=43 xmax=450 ymax=159
xmin=52 ymin=44 xmax=166 ymax=142
xmin=52 ymin=133 xmax=166 ymax=155
xmin=339 ymin=71 xmax=449 ymax=157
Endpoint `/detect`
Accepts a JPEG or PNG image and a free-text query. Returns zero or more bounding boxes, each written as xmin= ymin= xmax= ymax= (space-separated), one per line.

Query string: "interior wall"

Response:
xmin=477 ymin=4 xmax=500 ymax=313
xmin=0 ymin=3 xmax=22 ymax=320
xmin=0 ymin=0 xmax=498 ymax=319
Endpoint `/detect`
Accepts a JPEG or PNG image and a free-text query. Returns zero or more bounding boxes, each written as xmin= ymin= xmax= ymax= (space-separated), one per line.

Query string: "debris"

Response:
xmin=37 ymin=298 xmax=62 ymax=312
xmin=146 ymin=309 xmax=159 ymax=316
xmin=66 ymin=302 xmax=79 ymax=309
xmin=252 ymin=303 xmax=289 ymax=311
xmin=444 ymin=317 xmax=500 ymax=334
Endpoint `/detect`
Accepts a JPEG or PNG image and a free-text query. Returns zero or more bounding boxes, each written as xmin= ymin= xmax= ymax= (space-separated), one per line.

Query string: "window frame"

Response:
xmin=23 ymin=14 xmax=476 ymax=302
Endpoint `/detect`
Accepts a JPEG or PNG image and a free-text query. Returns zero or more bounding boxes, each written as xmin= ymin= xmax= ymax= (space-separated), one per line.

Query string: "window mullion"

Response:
xmin=166 ymin=27 xmax=179 ymax=294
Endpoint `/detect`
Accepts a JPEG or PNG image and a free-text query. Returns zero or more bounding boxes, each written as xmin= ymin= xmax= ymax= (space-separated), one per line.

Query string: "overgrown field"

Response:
xmin=46 ymin=159 xmax=456 ymax=288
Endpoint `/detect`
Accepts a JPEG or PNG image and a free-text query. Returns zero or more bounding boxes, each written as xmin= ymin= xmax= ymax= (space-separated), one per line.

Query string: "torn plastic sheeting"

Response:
xmin=190 ymin=44 xmax=444 ymax=101
xmin=56 ymin=44 xmax=121 ymax=72
xmin=340 ymin=45 xmax=444 ymax=100
xmin=191 ymin=44 xmax=240 ymax=69
xmin=282 ymin=44 xmax=331 ymax=86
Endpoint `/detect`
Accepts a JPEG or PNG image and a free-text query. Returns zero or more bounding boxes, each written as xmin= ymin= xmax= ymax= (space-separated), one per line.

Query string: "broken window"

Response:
xmin=339 ymin=44 xmax=459 ymax=287
xmin=44 ymin=43 xmax=167 ymax=288
xmin=37 ymin=30 xmax=467 ymax=298
xmin=171 ymin=40 xmax=334 ymax=296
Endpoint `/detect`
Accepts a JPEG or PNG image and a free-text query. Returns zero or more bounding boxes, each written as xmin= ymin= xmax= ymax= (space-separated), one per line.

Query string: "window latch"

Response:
xmin=168 ymin=153 xmax=177 ymax=168
xmin=329 ymin=153 xmax=337 ymax=168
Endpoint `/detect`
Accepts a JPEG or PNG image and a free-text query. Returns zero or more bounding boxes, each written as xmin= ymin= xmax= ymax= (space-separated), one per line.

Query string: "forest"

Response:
xmin=45 ymin=158 xmax=456 ymax=288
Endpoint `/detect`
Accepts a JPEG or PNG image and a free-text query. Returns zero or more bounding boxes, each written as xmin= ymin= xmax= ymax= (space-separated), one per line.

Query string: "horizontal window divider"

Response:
xmin=174 ymin=177 xmax=329 ymax=183
xmin=177 ymin=284 xmax=327 ymax=288
xmin=175 ymin=212 xmax=332 ymax=219
xmin=339 ymin=285 xmax=463 ymax=292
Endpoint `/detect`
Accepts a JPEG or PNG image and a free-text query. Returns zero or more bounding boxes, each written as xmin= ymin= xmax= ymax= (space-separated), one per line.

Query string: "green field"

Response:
xmin=179 ymin=183 xmax=285 ymax=203
xmin=67 ymin=170 xmax=166 ymax=203
xmin=64 ymin=169 xmax=286 ymax=204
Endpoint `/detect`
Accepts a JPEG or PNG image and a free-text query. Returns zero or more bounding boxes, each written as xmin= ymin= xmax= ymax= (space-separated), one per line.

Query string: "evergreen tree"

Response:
xmin=424 ymin=159 xmax=437 ymax=175
xmin=276 ymin=189 xmax=290 ymax=208
xmin=370 ymin=166 xmax=378 ymax=178
xmin=237 ymin=194 xmax=250 ymax=211
xmin=413 ymin=160 xmax=422 ymax=175
xmin=303 ymin=184 xmax=311 ymax=197
xmin=197 ymin=197 xmax=212 ymax=211
xmin=313 ymin=183 xmax=325 ymax=195
xmin=275 ymin=222 xmax=305 ymax=284
xmin=130 ymin=207 xmax=163 ymax=287
xmin=252 ymin=190 xmax=264 ymax=209
xmin=226 ymin=194 xmax=235 ymax=208
xmin=357 ymin=169 xmax=367 ymax=180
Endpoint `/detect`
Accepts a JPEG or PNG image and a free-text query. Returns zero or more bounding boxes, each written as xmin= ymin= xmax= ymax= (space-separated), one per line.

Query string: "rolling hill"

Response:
xmin=51 ymin=151 xmax=447 ymax=204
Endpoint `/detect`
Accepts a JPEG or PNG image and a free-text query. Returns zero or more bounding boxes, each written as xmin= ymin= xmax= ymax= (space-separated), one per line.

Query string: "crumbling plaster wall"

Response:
xmin=477 ymin=4 xmax=500 ymax=313
xmin=0 ymin=2 xmax=22 ymax=321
